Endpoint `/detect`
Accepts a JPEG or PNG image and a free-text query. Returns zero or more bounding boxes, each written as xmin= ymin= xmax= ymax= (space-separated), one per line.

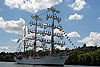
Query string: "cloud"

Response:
xmin=68 ymin=0 xmax=87 ymax=11
xmin=68 ymin=13 xmax=83 ymax=20
xmin=11 ymin=39 xmax=18 ymax=42
xmin=37 ymin=28 xmax=43 ymax=31
xmin=5 ymin=0 xmax=62 ymax=13
xmin=98 ymin=17 xmax=100 ymax=20
xmin=0 ymin=17 xmax=25 ymax=34
xmin=0 ymin=46 xmax=10 ymax=52
xmin=78 ymin=32 xmax=100 ymax=47
xmin=37 ymin=48 xmax=43 ymax=51
xmin=43 ymin=35 xmax=51 ymax=40
xmin=67 ymin=31 xmax=80 ymax=37
xmin=54 ymin=29 xmax=80 ymax=37
xmin=56 ymin=46 xmax=66 ymax=50
xmin=54 ymin=28 xmax=63 ymax=34
xmin=54 ymin=28 xmax=65 ymax=39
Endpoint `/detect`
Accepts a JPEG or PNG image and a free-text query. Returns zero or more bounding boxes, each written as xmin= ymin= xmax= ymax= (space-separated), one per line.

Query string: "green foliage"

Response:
xmin=65 ymin=51 xmax=84 ymax=65
xmin=65 ymin=49 xmax=100 ymax=66
xmin=38 ymin=50 xmax=45 ymax=56
xmin=0 ymin=52 xmax=15 ymax=62
xmin=55 ymin=48 xmax=60 ymax=54
xmin=0 ymin=47 xmax=100 ymax=65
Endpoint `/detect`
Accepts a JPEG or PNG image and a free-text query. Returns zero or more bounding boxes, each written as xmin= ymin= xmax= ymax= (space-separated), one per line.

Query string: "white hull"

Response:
xmin=14 ymin=55 xmax=68 ymax=65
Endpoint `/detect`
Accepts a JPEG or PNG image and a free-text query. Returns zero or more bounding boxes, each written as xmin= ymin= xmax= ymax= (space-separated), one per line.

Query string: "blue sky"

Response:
xmin=0 ymin=0 xmax=100 ymax=52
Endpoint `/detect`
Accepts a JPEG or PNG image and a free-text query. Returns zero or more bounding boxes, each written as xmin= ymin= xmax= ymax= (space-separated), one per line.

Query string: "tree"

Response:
xmin=55 ymin=48 xmax=60 ymax=54
xmin=38 ymin=50 xmax=45 ymax=56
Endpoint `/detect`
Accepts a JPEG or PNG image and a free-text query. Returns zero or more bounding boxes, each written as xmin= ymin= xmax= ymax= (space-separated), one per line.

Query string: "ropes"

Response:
xmin=16 ymin=42 xmax=22 ymax=52
xmin=17 ymin=9 xmax=77 ymax=49
xmin=58 ymin=23 xmax=77 ymax=48
xmin=34 ymin=9 xmax=77 ymax=48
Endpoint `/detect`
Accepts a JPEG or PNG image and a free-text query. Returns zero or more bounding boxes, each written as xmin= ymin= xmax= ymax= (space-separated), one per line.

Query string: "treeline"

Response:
xmin=0 ymin=52 xmax=15 ymax=62
xmin=1 ymin=47 xmax=100 ymax=66
xmin=24 ymin=48 xmax=68 ymax=57
xmin=65 ymin=49 xmax=100 ymax=66
xmin=0 ymin=48 xmax=66 ymax=62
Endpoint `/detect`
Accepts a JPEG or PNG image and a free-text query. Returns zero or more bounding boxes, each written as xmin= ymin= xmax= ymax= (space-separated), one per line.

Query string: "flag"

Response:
xmin=68 ymin=39 xmax=70 ymax=41
xmin=59 ymin=24 xmax=61 ymax=26
xmin=66 ymin=37 xmax=69 ymax=39
xmin=70 ymin=41 xmax=72 ymax=43
xmin=62 ymin=30 xmax=64 ymax=32
xmin=24 ymin=35 xmax=26 ymax=37
xmin=17 ymin=39 xmax=20 ymax=43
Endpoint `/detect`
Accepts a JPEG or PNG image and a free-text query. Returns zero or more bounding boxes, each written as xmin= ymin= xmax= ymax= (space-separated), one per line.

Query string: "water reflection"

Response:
xmin=32 ymin=65 xmax=63 ymax=67
xmin=15 ymin=64 xmax=100 ymax=67
xmin=14 ymin=63 xmax=63 ymax=67
xmin=1 ymin=62 xmax=100 ymax=67
xmin=14 ymin=63 xmax=100 ymax=67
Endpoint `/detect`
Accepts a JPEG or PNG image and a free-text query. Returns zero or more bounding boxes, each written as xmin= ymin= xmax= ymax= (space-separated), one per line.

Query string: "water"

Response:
xmin=0 ymin=62 xmax=99 ymax=67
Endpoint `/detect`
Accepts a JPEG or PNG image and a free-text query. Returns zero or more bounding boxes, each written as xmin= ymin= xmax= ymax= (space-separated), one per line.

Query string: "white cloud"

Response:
xmin=26 ymin=33 xmax=35 ymax=38
xmin=37 ymin=48 xmax=43 ymax=51
xmin=68 ymin=13 xmax=83 ymax=20
xmin=43 ymin=35 xmax=51 ymax=40
xmin=0 ymin=17 xmax=25 ymax=34
xmin=5 ymin=0 xmax=62 ymax=13
xmin=54 ymin=28 xmax=63 ymax=34
xmin=37 ymin=28 xmax=43 ymax=30
xmin=54 ymin=28 xmax=64 ymax=39
xmin=11 ymin=39 xmax=18 ymax=42
xmin=56 ymin=46 xmax=66 ymax=50
xmin=78 ymin=32 xmax=100 ymax=47
xmin=54 ymin=29 xmax=80 ymax=37
xmin=68 ymin=0 xmax=87 ymax=11
xmin=98 ymin=17 xmax=100 ymax=20
xmin=67 ymin=31 xmax=80 ymax=37
xmin=0 ymin=46 xmax=10 ymax=52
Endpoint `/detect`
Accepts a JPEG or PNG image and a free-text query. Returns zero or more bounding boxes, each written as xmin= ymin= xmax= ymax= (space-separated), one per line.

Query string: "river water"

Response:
xmin=0 ymin=62 xmax=99 ymax=67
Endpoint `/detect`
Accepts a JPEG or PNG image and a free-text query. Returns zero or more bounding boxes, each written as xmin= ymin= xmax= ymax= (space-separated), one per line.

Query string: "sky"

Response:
xmin=0 ymin=0 xmax=100 ymax=52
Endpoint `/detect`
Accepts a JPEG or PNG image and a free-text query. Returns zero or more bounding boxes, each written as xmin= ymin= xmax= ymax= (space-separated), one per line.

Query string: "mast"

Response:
xmin=47 ymin=7 xmax=61 ymax=54
xmin=51 ymin=11 xmax=54 ymax=54
xmin=31 ymin=15 xmax=42 ymax=57
xmin=23 ymin=25 xmax=27 ymax=57
xmin=24 ymin=40 xmax=26 ymax=57
xmin=34 ymin=15 xmax=37 ymax=56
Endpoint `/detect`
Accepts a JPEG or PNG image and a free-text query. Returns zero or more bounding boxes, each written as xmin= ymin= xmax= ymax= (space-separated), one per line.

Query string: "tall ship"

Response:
xmin=14 ymin=7 xmax=69 ymax=65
